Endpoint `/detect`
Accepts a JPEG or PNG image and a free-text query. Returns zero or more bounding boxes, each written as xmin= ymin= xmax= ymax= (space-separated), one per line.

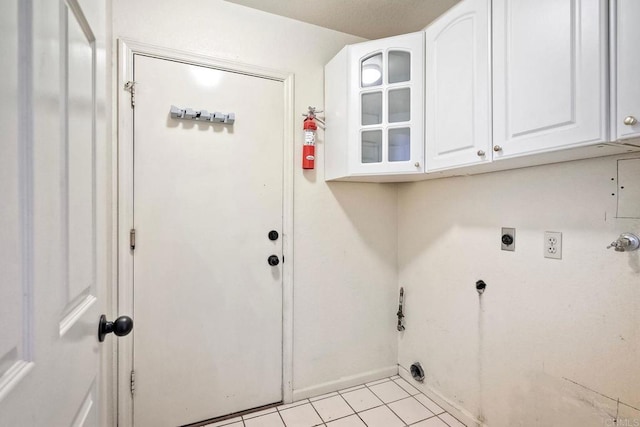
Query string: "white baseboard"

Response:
xmin=398 ymin=365 xmax=484 ymax=427
xmin=291 ymin=365 xmax=398 ymax=402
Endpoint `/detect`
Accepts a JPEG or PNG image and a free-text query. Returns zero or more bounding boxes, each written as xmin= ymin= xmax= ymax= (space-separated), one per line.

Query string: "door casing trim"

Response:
xmin=115 ymin=38 xmax=295 ymax=427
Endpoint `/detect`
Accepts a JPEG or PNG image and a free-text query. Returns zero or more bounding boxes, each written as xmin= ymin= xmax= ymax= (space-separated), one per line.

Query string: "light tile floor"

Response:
xmin=205 ymin=376 xmax=466 ymax=427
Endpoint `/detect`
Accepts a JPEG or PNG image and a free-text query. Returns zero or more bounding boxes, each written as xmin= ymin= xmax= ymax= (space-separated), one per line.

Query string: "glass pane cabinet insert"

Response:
xmin=324 ymin=31 xmax=424 ymax=181
xmin=356 ymin=45 xmax=420 ymax=169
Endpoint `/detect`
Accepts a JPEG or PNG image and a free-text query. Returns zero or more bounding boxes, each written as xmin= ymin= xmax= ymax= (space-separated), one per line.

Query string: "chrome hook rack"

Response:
xmin=170 ymin=105 xmax=235 ymax=125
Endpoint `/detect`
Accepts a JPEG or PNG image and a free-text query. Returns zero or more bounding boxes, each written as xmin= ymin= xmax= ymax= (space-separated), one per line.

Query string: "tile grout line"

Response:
xmin=385 ymin=398 xmax=436 ymax=427
xmin=438 ymin=415 xmax=453 ymax=427
xmin=365 ymin=379 xmax=412 ymax=405
xmin=395 ymin=379 xmax=448 ymax=416
xmin=363 ymin=377 xmax=454 ymax=427
xmin=276 ymin=398 xmax=325 ymax=427
xmin=313 ymin=395 xmax=379 ymax=426
xmin=362 ymin=380 xmax=408 ymax=426
xmin=310 ymin=396 xmax=364 ymax=426
xmin=394 ymin=394 xmax=442 ymax=425
xmin=437 ymin=413 xmax=466 ymax=427
xmin=392 ymin=378 xmax=422 ymax=396
xmin=335 ymin=385 xmax=371 ymax=426
xmin=275 ymin=406 xmax=287 ymax=426
xmin=261 ymin=376 xmax=463 ymax=427
xmin=308 ymin=397 xmax=327 ymax=427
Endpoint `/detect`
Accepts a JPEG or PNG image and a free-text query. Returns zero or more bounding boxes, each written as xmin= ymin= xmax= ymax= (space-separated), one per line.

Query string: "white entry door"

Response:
xmin=0 ymin=0 xmax=110 ymax=426
xmin=130 ymin=54 xmax=285 ymax=426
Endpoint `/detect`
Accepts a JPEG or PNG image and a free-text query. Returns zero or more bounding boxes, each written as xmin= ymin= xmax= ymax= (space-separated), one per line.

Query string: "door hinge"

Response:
xmin=129 ymin=228 xmax=136 ymax=251
xmin=124 ymin=80 xmax=136 ymax=108
xmin=130 ymin=370 xmax=136 ymax=395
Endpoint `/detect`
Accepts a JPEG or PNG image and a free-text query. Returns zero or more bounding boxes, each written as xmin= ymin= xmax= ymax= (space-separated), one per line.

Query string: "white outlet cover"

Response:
xmin=544 ymin=231 xmax=562 ymax=259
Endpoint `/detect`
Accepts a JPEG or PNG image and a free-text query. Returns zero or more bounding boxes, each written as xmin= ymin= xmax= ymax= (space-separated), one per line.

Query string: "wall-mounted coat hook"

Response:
xmin=170 ymin=105 xmax=235 ymax=125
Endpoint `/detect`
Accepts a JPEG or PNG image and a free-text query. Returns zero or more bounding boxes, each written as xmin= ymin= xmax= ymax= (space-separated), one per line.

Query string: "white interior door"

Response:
xmin=131 ymin=54 xmax=284 ymax=426
xmin=0 ymin=0 xmax=109 ymax=426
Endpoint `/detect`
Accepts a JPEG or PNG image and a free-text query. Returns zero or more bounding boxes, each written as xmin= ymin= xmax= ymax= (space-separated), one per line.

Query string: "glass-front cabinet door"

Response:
xmin=348 ymin=32 xmax=424 ymax=176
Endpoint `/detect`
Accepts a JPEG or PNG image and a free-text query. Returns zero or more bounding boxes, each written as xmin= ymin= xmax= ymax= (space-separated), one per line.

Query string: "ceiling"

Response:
xmin=224 ymin=0 xmax=460 ymax=40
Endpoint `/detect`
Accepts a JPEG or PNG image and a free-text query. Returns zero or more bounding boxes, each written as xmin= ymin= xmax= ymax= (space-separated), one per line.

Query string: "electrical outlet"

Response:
xmin=544 ymin=231 xmax=562 ymax=259
xmin=501 ymin=227 xmax=515 ymax=251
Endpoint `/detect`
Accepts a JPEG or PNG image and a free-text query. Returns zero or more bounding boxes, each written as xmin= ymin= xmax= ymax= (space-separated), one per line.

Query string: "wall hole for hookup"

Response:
xmin=410 ymin=362 xmax=425 ymax=382
xmin=476 ymin=280 xmax=486 ymax=295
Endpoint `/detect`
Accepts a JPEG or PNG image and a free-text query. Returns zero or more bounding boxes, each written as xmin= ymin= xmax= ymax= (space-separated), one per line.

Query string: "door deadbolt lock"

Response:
xmin=268 ymin=255 xmax=280 ymax=266
xmin=268 ymin=230 xmax=279 ymax=241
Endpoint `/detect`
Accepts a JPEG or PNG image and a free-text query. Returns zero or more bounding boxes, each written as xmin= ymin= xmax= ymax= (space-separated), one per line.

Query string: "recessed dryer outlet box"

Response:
xmin=501 ymin=227 xmax=515 ymax=251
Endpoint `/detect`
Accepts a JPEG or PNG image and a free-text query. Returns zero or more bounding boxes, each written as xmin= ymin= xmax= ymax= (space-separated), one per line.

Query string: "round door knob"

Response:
xmin=477 ymin=150 xmax=485 ymax=157
xmin=501 ymin=234 xmax=514 ymax=246
xmin=493 ymin=145 xmax=502 ymax=152
xmin=624 ymin=116 xmax=638 ymax=126
xmin=98 ymin=315 xmax=133 ymax=342
xmin=414 ymin=162 xmax=420 ymax=168
xmin=268 ymin=230 xmax=279 ymax=241
xmin=268 ymin=255 xmax=280 ymax=266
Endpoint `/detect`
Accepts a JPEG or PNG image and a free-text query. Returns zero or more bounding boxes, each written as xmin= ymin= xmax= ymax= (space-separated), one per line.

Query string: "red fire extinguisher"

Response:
xmin=302 ymin=107 xmax=319 ymax=169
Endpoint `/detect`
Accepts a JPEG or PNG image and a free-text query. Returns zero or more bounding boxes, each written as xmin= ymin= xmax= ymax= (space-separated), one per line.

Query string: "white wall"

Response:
xmin=112 ymin=0 xmax=399 ymax=398
xmin=398 ymin=154 xmax=640 ymax=426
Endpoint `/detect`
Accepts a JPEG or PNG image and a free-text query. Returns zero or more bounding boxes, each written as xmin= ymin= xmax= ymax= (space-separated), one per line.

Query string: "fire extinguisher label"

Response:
xmin=304 ymin=131 xmax=316 ymax=145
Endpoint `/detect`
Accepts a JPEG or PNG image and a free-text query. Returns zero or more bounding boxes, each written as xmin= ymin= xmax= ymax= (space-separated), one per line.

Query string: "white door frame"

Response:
xmin=116 ymin=38 xmax=295 ymax=426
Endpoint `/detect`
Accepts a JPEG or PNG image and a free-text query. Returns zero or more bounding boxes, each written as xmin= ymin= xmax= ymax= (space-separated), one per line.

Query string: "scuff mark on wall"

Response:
xmin=506 ymin=372 xmax=640 ymax=426
xmin=477 ymin=290 xmax=485 ymax=424
xmin=563 ymin=377 xmax=640 ymax=414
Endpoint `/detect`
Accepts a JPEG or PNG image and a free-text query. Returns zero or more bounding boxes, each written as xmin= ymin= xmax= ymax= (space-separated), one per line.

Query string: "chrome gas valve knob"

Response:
xmin=607 ymin=232 xmax=640 ymax=252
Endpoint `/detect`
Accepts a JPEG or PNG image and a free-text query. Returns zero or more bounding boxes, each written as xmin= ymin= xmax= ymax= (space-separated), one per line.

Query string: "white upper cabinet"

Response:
xmin=325 ymin=0 xmax=637 ymax=183
xmin=424 ymin=0 xmax=491 ymax=172
xmin=611 ymin=0 xmax=640 ymax=142
xmin=325 ymin=32 xmax=424 ymax=181
xmin=492 ymin=0 xmax=608 ymax=159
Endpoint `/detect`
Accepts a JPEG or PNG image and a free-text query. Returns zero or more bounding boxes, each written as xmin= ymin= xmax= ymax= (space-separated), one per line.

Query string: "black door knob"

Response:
xmin=268 ymin=230 xmax=279 ymax=241
xmin=98 ymin=314 xmax=133 ymax=342
xmin=268 ymin=255 xmax=280 ymax=266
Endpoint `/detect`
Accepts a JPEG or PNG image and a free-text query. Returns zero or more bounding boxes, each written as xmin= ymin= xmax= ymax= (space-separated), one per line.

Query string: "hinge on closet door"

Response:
xmin=124 ymin=81 xmax=136 ymax=108
xmin=130 ymin=370 xmax=136 ymax=395
xmin=129 ymin=228 xmax=136 ymax=251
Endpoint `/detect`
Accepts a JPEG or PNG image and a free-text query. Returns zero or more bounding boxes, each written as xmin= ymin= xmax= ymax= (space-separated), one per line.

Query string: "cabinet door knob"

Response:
xmin=624 ymin=116 xmax=638 ymax=126
xmin=414 ymin=162 xmax=420 ymax=168
xmin=493 ymin=145 xmax=502 ymax=152
xmin=477 ymin=150 xmax=485 ymax=157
